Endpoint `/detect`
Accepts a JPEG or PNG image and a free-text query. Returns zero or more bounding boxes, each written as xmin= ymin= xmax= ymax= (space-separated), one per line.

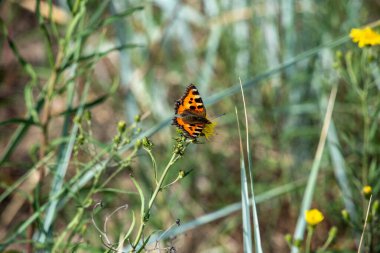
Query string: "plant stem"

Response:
xmin=358 ymin=196 xmax=372 ymax=253
xmin=131 ymin=149 xmax=183 ymax=251
xmin=306 ymin=226 xmax=314 ymax=253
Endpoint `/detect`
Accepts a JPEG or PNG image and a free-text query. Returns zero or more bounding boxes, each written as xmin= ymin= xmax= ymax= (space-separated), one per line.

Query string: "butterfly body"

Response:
xmin=172 ymin=84 xmax=211 ymax=139
xmin=177 ymin=110 xmax=211 ymax=124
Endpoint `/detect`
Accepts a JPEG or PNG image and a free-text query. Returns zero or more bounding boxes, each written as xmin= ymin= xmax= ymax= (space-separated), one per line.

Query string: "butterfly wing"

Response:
xmin=173 ymin=117 xmax=206 ymax=138
xmin=175 ymin=84 xmax=206 ymax=116
xmin=173 ymin=84 xmax=208 ymax=138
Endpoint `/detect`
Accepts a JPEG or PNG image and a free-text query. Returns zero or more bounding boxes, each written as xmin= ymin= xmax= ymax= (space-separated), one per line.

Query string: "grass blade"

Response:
xmin=240 ymin=78 xmax=263 ymax=253
xmin=291 ymin=85 xmax=338 ymax=252
xmin=241 ymin=155 xmax=253 ymax=253
xmin=37 ymin=4 xmax=90 ymax=240
xmin=0 ymin=153 xmax=53 ymax=203
xmin=236 ymin=106 xmax=253 ymax=252
xmin=0 ymin=97 xmax=45 ymax=167
xmin=37 ymin=80 xmax=89 ymax=244
xmin=327 ymin=121 xmax=357 ymax=219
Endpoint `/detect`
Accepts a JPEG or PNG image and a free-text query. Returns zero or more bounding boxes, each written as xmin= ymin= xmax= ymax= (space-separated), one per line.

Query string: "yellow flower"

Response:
xmin=305 ymin=209 xmax=324 ymax=226
xmin=202 ymin=120 xmax=217 ymax=140
xmin=349 ymin=27 xmax=380 ymax=48
xmin=362 ymin=185 xmax=372 ymax=198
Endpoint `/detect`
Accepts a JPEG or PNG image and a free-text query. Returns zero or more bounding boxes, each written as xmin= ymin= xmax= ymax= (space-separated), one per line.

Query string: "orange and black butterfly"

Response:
xmin=172 ymin=84 xmax=214 ymax=139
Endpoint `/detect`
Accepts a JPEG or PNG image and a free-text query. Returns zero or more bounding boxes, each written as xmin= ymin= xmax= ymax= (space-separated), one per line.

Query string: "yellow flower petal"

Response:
xmin=362 ymin=185 xmax=372 ymax=199
xmin=349 ymin=28 xmax=362 ymax=42
xmin=349 ymin=27 xmax=380 ymax=48
xmin=305 ymin=209 xmax=324 ymax=226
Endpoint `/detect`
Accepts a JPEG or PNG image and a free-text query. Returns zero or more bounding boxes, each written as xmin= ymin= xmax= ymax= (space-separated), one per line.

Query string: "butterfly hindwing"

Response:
xmin=174 ymin=117 xmax=206 ymax=138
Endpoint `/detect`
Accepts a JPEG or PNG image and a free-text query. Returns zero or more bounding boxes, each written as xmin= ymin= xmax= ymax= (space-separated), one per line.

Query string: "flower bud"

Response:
xmin=284 ymin=233 xmax=292 ymax=246
xmin=293 ymin=238 xmax=302 ymax=248
xmin=362 ymin=185 xmax=372 ymax=199
xmin=328 ymin=226 xmax=338 ymax=239
xmin=341 ymin=209 xmax=350 ymax=223
xmin=345 ymin=51 xmax=352 ymax=62
xmin=84 ymin=110 xmax=91 ymax=121
xmin=142 ymin=137 xmax=153 ymax=149
xmin=113 ymin=135 xmax=121 ymax=145
xmin=77 ymin=134 xmax=85 ymax=145
xmin=117 ymin=120 xmax=127 ymax=133
xmin=336 ymin=50 xmax=342 ymax=59
xmin=372 ymin=200 xmax=379 ymax=215
xmin=135 ymin=139 xmax=142 ymax=149
xmin=73 ymin=115 xmax=82 ymax=124
xmin=178 ymin=170 xmax=185 ymax=179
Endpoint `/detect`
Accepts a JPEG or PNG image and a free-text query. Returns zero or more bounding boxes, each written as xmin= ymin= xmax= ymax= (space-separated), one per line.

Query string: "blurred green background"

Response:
xmin=1 ymin=0 xmax=380 ymax=252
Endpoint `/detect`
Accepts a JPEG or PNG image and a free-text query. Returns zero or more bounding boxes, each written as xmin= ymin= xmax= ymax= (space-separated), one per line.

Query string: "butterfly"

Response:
xmin=172 ymin=84 xmax=213 ymax=139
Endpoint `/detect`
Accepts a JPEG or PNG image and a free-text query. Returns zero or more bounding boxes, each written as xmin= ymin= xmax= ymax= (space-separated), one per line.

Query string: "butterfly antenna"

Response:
xmin=211 ymin=112 xmax=226 ymax=119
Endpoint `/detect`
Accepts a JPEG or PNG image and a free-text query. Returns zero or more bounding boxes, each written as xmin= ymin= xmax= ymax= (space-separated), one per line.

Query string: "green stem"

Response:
xmin=318 ymin=226 xmax=337 ymax=252
xmin=358 ymin=196 xmax=372 ymax=253
xmin=306 ymin=226 xmax=314 ymax=253
xmin=361 ymin=94 xmax=369 ymax=185
xmin=144 ymin=148 xmax=158 ymax=185
xmin=131 ymin=149 xmax=183 ymax=251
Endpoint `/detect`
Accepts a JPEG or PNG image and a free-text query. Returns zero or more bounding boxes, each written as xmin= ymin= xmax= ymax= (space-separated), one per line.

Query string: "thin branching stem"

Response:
xmin=358 ymin=195 xmax=372 ymax=253
xmin=131 ymin=141 xmax=187 ymax=251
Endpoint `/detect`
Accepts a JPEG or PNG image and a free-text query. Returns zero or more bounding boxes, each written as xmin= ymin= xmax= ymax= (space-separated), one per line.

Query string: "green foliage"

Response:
xmin=1 ymin=1 xmax=380 ymax=252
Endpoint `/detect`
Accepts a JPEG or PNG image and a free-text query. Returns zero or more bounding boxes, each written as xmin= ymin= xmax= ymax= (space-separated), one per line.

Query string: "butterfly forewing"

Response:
xmin=177 ymin=84 xmax=206 ymax=116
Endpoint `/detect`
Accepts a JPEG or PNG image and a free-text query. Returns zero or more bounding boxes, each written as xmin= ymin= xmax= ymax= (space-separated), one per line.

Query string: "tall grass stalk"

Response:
xmin=236 ymin=107 xmax=253 ymax=253
xmin=358 ymin=195 xmax=372 ymax=253
xmin=291 ymin=85 xmax=338 ymax=253
xmin=38 ymin=21 xmax=88 ymax=252
xmin=46 ymin=80 xmax=90 ymax=251
xmin=240 ymin=78 xmax=263 ymax=253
